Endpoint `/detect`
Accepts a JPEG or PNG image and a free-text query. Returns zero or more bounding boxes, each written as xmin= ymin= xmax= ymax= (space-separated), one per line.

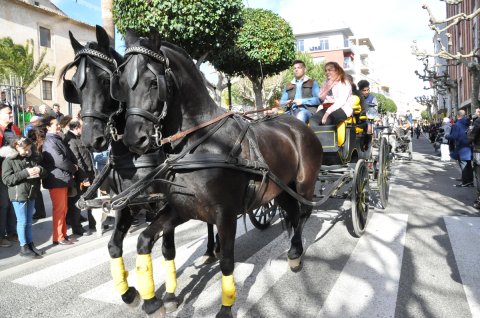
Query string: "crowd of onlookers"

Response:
xmin=0 ymin=97 xmax=108 ymax=259
xmin=422 ymin=109 xmax=480 ymax=209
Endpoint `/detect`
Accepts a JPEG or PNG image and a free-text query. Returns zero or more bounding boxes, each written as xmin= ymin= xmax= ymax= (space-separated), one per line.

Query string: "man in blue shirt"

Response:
xmin=279 ymin=60 xmax=320 ymax=124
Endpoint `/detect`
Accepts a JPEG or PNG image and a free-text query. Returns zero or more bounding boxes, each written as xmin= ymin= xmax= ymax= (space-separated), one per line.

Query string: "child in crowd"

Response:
xmin=0 ymin=137 xmax=46 ymax=258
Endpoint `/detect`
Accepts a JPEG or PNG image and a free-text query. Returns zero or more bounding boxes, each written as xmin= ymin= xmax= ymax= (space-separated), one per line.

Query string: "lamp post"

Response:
xmin=227 ymin=75 xmax=232 ymax=111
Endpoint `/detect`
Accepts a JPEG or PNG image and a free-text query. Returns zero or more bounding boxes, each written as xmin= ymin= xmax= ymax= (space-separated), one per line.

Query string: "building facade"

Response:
xmin=0 ymin=0 xmax=96 ymax=114
xmin=445 ymin=0 xmax=479 ymax=114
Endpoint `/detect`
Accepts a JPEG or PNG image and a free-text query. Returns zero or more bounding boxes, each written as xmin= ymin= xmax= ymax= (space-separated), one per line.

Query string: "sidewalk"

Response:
xmin=0 ymin=188 xmax=125 ymax=271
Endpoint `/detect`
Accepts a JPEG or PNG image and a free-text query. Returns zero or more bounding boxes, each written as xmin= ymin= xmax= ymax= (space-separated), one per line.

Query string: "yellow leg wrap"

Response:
xmin=164 ymin=259 xmax=177 ymax=294
xmin=221 ymin=274 xmax=236 ymax=307
xmin=110 ymin=257 xmax=129 ymax=295
xmin=136 ymin=254 xmax=155 ymax=300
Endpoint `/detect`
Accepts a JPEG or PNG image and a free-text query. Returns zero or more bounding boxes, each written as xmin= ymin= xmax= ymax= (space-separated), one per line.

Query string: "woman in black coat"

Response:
xmin=40 ymin=116 xmax=78 ymax=245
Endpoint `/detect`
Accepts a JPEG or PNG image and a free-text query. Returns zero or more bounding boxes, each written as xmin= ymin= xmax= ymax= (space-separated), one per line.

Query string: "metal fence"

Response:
xmin=1 ymin=74 xmax=28 ymax=131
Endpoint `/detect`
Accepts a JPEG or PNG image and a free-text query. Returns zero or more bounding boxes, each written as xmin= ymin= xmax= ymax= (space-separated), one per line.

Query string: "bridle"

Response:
xmin=63 ymin=47 xmax=124 ymax=141
xmin=115 ymin=46 xmax=176 ymax=147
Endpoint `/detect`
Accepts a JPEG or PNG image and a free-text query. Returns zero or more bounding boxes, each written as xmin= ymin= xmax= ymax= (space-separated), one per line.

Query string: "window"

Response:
xmin=39 ymin=27 xmax=51 ymax=48
xmin=296 ymin=40 xmax=304 ymax=52
xmin=319 ymin=38 xmax=329 ymax=50
xmin=42 ymin=80 xmax=52 ymax=100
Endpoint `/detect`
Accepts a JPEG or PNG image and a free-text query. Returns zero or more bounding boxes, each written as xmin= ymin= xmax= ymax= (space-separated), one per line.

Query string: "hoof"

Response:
xmin=122 ymin=287 xmax=141 ymax=308
xmin=216 ymin=305 xmax=233 ymax=318
xmin=201 ymin=254 xmax=218 ymax=264
xmin=163 ymin=292 xmax=179 ymax=313
xmin=143 ymin=297 xmax=166 ymax=318
xmin=288 ymin=257 xmax=302 ymax=272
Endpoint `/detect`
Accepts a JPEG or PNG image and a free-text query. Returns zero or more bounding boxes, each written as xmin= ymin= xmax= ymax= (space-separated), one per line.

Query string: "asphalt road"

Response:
xmin=0 ymin=134 xmax=479 ymax=318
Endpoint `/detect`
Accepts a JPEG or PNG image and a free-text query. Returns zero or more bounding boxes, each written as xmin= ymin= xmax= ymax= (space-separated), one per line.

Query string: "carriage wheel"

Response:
xmin=348 ymin=159 xmax=370 ymax=237
xmin=248 ymin=200 xmax=278 ymax=230
xmin=377 ymin=138 xmax=390 ymax=209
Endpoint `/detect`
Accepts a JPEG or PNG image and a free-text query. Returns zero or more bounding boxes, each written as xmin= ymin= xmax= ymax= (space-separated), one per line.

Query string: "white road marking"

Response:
xmin=317 ymin=213 xmax=408 ymax=318
xmin=444 ymin=216 xmax=480 ymax=317
xmin=80 ymin=217 xmax=259 ymax=304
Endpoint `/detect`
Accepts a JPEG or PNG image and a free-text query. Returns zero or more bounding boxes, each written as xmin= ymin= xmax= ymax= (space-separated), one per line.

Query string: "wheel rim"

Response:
xmin=351 ymin=160 xmax=369 ymax=235
xmin=378 ymin=138 xmax=390 ymax=208
xmin=251 ymin=201 xmax=277 ymax=225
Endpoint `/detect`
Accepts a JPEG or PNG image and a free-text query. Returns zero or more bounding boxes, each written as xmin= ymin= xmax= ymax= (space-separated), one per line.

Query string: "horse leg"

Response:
xmin=136 ymin=206 xmax=180 ymax=318
xmin=277 ymin=193 xmax=311 ymax=272
xmin=215 ymin=214 xmax=237 ymax=318
xmin=107 ymin=208 xmax=140 ymax=307
xmin=202 ymin=223 xmax=217 ymax=264
xmin=161 ymin=228 xmax=180 ymax=313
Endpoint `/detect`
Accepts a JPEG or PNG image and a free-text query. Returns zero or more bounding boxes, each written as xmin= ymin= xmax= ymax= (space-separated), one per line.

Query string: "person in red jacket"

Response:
xmin=0 ymin=103 xmax=21 ymax=247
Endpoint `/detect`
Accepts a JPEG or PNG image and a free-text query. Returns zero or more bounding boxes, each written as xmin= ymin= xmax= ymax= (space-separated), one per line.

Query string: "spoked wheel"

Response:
xmin=377 ymin=138 xmax=390 ymax=209
xmin=248 ymin=200 xmax=278 ymax=230
xmin=348 ymin=159 xmax=370 ymax=237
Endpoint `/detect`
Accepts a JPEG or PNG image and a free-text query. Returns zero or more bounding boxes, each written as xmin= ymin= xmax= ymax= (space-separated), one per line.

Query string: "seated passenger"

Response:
xmin=311 ymin=62 xmax=353 ymax=127
xmin=278 ymin=60 xmax=320 ymax=124
xmin=358 ymin=79 xmax=377 ymax=135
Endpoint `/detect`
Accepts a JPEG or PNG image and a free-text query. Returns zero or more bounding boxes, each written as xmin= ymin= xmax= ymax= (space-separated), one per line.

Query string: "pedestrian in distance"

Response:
xmin=279 ymin=59 xmax=320 ymax=124
xmin=0 ymin=136 xmax=46 ymax=258
xmin=52 ymin=103 xmax=64 ymax=122
xmin=447 ymin=110 xmax=474 ymax=187
xmin=311 ymin=61 xmax=353 ymax=127
xmin=439 ymin=117 xmax=452 ymax=161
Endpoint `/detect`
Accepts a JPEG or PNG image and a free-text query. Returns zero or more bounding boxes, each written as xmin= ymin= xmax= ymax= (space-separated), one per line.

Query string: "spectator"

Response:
xmin=92 ymin=149 xmax=110 ymax=195
xmin=447 ymin=110 xmax=473 ymax=187
xmin=439 ymin=117 xmax=452 ymax=161
xmin=1 ymin=91 xmax=11 ymax=107
xmin=52 ymin=103 xmax=64 ymax=122
xmin=0 ymin=103 xmax=21 ymax=247
xmin=28 ymin=126 xmax=47 ymax=220
xmin=59 ymin=115 xmax=73 ymax=140
xmin=469 ymin=108 xmax=480 ymax=208
xmin=311 ymin=61 xmax=353 ymax=127
xmin=64 ymin=120 xmax=95 ymax=236
xmin=38 ymin=104 xmax=54 ymax=117
xmin=278 ymin=60 xmax=320 ymax=124
xmin=0 ymin=137 xmax=46 ymax=258
xmin=40 ymin=115 xmax=78 ymax=245
xmin=24 ymin=115 xmax=42 ymax=137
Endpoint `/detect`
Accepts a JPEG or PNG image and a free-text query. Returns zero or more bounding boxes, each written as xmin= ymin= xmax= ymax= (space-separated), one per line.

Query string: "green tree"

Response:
xmin=0 ymin=37 xmax=55 ymax=92
xmin=211 ymin=8 xmax=295 ymax=109
xmin=112 ymin=0 xmax=243 ymax=60
xmin=372 ymin=92 xmax=397 ymax=114
xmin=228 ymin=51 xmax=325 ymax=108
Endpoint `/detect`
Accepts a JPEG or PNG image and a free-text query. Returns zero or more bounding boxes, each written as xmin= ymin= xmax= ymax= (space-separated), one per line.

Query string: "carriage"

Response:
xmin=65 ymin=26 xmax=392 ymax=318
xmin=249 ymin=102 xmax=392 ymax=236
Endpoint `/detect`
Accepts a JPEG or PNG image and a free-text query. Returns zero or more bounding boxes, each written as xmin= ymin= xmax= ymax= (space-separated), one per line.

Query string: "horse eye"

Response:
xmin=151 ymin=80 xmax=158 ymax=88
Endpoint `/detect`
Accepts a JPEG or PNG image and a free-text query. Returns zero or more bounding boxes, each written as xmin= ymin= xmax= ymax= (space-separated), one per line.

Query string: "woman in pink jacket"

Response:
xmin=311 ymin=61 xmax=353 ymax=126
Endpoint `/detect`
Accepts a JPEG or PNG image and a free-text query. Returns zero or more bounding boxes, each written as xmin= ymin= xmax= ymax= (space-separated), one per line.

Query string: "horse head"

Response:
xmin=62 ymin=25 xmax=124 ymax=151
xmin=113 ymin=28 xmax=218 ymax=155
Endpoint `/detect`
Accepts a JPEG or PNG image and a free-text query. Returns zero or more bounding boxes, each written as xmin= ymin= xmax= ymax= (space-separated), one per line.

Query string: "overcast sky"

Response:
xmin=53 ymin=0 xmax=446 ymax=104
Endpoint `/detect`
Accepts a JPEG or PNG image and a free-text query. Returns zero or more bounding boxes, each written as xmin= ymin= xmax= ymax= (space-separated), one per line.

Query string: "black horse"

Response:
xmin=112 ymin=28 xmax=323 ymax=318
xmin=62 ymin=26 xmax=218 ymax=315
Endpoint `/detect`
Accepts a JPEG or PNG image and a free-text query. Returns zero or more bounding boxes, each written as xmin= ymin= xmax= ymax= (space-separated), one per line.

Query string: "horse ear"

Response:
xmin=69 ymin=31 xmax=84 ymax=53
xmin=95 ymin=25 xmax=110 ymax=51
xmin=149 ymin=27 xmax=162 ymax=50
xmin=125 ymin=28 xmax=139 ymax=47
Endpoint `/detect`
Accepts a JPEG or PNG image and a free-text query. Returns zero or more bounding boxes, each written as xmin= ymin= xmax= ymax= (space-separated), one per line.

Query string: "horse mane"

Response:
xmin=161 ymin=41 xmax=194 ymax=63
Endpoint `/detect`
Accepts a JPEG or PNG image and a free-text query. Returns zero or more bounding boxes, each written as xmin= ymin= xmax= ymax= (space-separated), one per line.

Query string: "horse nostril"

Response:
xmin=138 ymin=136 xmax=149 ymax=148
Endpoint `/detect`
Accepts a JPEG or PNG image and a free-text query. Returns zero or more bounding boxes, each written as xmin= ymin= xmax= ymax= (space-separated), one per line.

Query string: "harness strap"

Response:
xmin=77 ymin=162 xmax=113 ymax=209
xmin=160 ymin=111 xmax=234 ymax=145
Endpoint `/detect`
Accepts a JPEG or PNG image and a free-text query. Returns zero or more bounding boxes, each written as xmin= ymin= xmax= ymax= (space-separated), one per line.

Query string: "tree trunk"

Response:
xmin=470 ymin=65 xmax=480 ymax=114
xmin=250 ymin=77 xmax=264 ymax=110
xmin=101 ymin=0 xmax=115 ymax=46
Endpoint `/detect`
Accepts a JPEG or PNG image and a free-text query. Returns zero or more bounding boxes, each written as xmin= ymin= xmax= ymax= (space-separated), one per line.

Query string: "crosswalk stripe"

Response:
xmin=11 ymin=219 xmax=205 ymax=288
xmin=444 ymin=216 xmax=480 ymax=317
xmin=317 ymin=213 xmax=408 ymax=318
xmin=177 ymin=214 xmax=335 ymax=317
xmin=80 ymin=216 xmax=260 ymax=304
